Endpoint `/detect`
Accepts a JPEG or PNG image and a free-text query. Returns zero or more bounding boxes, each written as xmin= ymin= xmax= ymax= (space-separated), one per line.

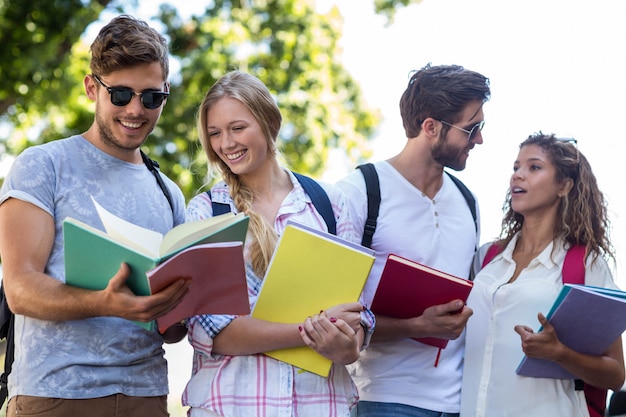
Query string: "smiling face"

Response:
xmin=510 ymin=144 xmax=572 ymax=218
xmin=85 ymin=62 xmax=168 ymax=161
xmin=206 ymin=96 xmax=272 ymax=177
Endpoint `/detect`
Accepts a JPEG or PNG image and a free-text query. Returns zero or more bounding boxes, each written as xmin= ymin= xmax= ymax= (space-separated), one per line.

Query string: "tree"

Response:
xmin=0 ymin=0 xmax=419 ymax=198
xmin=0 ymin=0 xmax=118 ymax=150
xmin=155 ymin=0 xmax=379 ymax=196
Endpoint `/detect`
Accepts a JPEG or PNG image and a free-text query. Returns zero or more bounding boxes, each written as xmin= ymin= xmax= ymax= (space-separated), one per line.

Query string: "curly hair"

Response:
xmin=197 ymin=71 xmax=282 ymax=278
xmin=399 ymin=63 xmax=491 ymax=138
xmin=90 ymin=15 xmax=169 ymax=80
xmin=498 ymin=132 xmax=614 ymax=264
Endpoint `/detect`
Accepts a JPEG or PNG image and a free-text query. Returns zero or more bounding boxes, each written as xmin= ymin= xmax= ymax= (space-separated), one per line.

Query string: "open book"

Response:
xmin=371 ymin=254 xmax=474 ymax=349
xmin=516 ymin=284 xmax=626 ymax=379
xmin=251 ymin=220 xmax=375 ymax=377
xmin=63 ymin=197 xmax=250 ymax=331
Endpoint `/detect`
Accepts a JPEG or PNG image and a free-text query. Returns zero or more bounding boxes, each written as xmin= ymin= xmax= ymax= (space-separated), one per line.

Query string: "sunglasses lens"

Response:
xmin=141 ymin=92 xmax=167 ymax=109
xmin=469 ymin=122 xmax=484 ymax=141
xmin=110 ymin=89 xmax=133 ymax=106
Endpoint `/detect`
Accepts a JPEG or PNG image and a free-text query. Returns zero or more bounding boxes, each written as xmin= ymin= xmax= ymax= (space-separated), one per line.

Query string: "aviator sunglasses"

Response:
xmin=554 ymin=137 xmax=579 ymax=165
xmin=439 ymin=120 xmax=485 ymax=142
xmin=92 ymin=74 xmax=169 ymax=109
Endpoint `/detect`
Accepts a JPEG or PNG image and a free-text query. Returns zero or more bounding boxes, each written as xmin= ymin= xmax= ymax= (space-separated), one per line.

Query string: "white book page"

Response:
xmin=91 ymin=196 xmax=163 ymax=258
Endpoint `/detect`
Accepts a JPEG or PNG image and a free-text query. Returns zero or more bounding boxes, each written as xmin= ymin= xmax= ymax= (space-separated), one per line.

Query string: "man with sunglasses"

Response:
xmin=0 ymin=15 xmax=189 ymax=417
xmin=337 ymin=64 xmax=491 ymax=417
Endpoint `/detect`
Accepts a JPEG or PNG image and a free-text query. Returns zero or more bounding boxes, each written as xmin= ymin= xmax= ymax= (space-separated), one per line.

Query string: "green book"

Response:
xmin=63 ymin=197 xmax=249 ymax=330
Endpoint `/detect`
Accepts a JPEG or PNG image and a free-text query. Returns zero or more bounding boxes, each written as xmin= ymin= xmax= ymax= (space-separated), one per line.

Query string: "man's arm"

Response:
xmin=0 ymin=198 xmax=189 ymax=322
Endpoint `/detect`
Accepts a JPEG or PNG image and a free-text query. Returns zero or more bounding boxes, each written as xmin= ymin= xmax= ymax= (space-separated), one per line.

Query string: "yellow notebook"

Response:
xmin=251 ymin=220 xmax=375 ymax=377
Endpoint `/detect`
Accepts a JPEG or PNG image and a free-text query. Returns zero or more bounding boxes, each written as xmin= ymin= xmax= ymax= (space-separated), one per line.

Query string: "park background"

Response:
xmin=1 ymin=0 xmax=626 ymax=416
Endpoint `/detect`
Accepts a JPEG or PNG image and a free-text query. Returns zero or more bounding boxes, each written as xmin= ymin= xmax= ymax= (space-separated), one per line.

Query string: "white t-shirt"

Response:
xmin=336 ymin=160 xmax=479 ymax=413
xmin=461 ymin=234 xmax=618 ymax=417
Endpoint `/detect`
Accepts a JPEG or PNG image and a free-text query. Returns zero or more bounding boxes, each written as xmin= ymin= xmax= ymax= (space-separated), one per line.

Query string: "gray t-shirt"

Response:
xmin=0 ymin=135 xmax=185 ymax=398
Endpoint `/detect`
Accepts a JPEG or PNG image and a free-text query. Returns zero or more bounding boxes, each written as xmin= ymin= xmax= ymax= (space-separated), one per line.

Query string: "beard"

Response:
xmin=95 ymin=108 xmax=149 ymax=152
xmin=431 ymin=134 xmax=469 ymax=171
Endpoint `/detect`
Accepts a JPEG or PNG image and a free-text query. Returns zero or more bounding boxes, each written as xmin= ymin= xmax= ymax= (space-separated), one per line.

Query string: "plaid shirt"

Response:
xmin=182 ymin=172 xmax=372 ymax=417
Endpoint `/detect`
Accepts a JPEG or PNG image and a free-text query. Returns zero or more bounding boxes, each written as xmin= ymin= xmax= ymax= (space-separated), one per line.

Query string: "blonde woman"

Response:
xmin=181 ymin=71 xmax=374 ymax=417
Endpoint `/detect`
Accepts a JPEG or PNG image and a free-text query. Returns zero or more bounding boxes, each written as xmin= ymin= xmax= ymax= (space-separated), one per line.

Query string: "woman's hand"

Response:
xmin=299 ymin=312 xmax=360 ymax=365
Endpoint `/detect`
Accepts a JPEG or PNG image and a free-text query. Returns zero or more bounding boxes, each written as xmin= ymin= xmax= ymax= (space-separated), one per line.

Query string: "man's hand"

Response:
xmin=100 ymin=263 xmax=190 ymax=322
xmin=416 ymin=299 xmax=473 ymax=340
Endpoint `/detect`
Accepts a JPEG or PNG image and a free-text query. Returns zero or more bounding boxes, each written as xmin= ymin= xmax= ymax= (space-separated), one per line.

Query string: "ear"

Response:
xmin=84 ymin=75 xmax=97 ymax=101
xmin=421 ymin=118 xmax=439 ymax=138
xmin=558 ymin=178 xmax=574 ymax=197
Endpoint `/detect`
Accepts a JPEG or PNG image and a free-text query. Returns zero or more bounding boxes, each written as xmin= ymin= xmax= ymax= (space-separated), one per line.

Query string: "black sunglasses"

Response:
xmin=92 ymin=74 xmax=169 ymax=109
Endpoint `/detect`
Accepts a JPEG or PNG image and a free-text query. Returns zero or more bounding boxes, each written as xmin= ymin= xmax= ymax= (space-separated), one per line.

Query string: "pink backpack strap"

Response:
xmin=562 ymin=245 xmax=586 ymax=285
xmin=481 ymin=242 xmax=502 ymax=269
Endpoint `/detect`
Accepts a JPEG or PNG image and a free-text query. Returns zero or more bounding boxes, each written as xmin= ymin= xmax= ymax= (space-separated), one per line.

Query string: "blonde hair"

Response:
xmin=197 ymin=71 xmax=282 ymax=277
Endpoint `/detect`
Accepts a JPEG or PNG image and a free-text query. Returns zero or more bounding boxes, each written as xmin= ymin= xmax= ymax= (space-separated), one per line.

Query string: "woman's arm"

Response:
xmin=515 ymin=313 xmax=625 ymax=391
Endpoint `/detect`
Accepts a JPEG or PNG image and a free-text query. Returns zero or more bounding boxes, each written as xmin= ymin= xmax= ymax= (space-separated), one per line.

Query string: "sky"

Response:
xmin=33 ymin=0 xmax=626 ymax=413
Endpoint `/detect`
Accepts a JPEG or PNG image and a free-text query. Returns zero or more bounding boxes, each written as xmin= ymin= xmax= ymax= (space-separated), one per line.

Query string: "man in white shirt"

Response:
xmin=337 ymin=64 xmax=491 ymax=417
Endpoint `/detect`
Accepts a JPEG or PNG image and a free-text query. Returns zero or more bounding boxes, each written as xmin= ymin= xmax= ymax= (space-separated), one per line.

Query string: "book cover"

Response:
xmin=63 ymin=198 xmax=249 ymax=331
xmin=251 ymin=221 xmax=375 ymax=377
xmin=516 ymin=284 xmax=626 ymax=379
xmin=370 ymin=253 xmax=474 ymax=349
xmin=147 ymin=242 xmax=250 ymax=333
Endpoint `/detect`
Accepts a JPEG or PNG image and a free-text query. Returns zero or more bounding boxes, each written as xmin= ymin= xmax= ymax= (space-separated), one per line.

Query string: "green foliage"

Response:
xmin=0 ymin=0 xmax=385 ymax=200
xmin=374 ymin=0 xmax=423 ymax=24
xmin=0 ymin=0 xmax=115 ymax=150
xmin=157 ymin=0 xmax=379 ymax=196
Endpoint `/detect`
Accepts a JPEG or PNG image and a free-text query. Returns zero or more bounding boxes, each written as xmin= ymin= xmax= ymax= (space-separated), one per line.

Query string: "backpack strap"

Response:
xmin=445 ymin=171 xmax=478 ymax=234
xmin=356 ymin=163 xmax=380 ymax=249
xmin=141 ymin=150 xmax=174 ymax=214
xmin=292 ymin=172 xmax=336 ymax=235
xmin=0 ymin=285 xmax=13 ymax=408
xmin=206 ymin=173 xmax=337 ymax=236
xmin=481 ymin=242 xmax=502 ymax=269
xmin=356 ymin=164 xmax=478 ymax=249
xmin=206 ymin=190 xmax=232 ymax=216
xmin=561 ymin=244 xmax=586 ymax=285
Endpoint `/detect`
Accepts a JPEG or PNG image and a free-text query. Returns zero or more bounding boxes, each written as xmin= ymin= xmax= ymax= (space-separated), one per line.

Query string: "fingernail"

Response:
xmin=330 ymin=317 xmax=337 ymax=323
xmin=298 ymin=326 xmax=303 ymax=331
xmin=320 ymin=310 xmax=324 ymax=313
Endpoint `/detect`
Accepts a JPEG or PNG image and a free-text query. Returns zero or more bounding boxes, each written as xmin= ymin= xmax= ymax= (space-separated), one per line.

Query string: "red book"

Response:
xmin=370 ymin=254 xmax=473 ymax=348
xmin=147 ymin=242 xmax=250 ymax=334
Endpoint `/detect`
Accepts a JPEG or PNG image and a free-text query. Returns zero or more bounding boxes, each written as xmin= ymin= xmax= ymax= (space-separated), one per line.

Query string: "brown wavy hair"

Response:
xmin=399 ymin=63 xmax=491 ymax=138
xmin=90 ymin=15 xmax=169 ymax=80
xmin=498 ymin=132 xmax=614 ymax=264
xmin=197 ymin=71 xmax=282 ymax=277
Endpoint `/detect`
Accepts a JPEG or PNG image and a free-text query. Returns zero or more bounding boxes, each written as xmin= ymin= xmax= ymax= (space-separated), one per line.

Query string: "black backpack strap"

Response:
xmin=205 ymin=190 xmax=233 ymax=216
xmin=444 ymin=171 xmax=478 ymax=234
xmin=0 ymin=284 xmax=13 ymax=407
xmin=293 ymin=172 xmax=337 ymax=235
xmin=141 ymin=150 xmax=174 ymax=214
xmin=0 ymin=313 xmax=13 ymax=407
xmin=204 ymin=174 xmax=337 ymax=235
xmin=356 ymin=163 xmax=380 ymax=249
